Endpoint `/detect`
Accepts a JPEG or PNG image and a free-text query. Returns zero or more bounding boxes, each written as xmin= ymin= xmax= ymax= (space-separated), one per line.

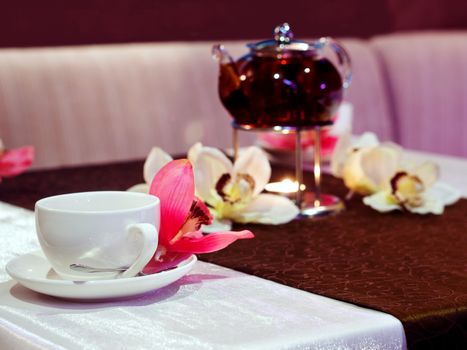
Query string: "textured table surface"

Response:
xmin=1 ymin=150 xmax=466 ymax=349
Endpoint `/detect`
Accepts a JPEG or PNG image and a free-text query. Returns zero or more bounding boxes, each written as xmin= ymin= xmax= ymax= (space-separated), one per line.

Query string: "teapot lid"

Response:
xmin=247 ymin=23 xmax=312 ymax=56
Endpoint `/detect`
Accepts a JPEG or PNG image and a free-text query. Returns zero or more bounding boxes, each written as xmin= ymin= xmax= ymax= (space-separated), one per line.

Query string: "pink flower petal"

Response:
xmin=320 ymin=135 xmax=338 ymax=157
xmin=170 ymin=196 xmax=212 ymax=244
xmin=194 ymin=196 xmax=213 ymax=222
xmin=259 ymin=123 xmax=337 ymax=152
xmin=143 ymin=251 xmax=192 ymax=274
xmin=178 ymin=196 xmax=212 ymax=235
xmin=259 ymin=132 xmax=301 ymax=150
xmin=0 ymin=146 xmax=34 ymax=177
xmin=169 ymin=230 xmax=254 ymax=254
xmin=149 ymin=159 xmax=194 ymax=246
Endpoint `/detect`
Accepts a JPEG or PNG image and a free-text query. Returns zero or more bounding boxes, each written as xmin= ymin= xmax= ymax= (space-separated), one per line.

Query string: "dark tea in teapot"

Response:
xmin=218 ymin=54 xmax=343 ymax=128
xmin=214 ymin=23 xmax=351 ymax=129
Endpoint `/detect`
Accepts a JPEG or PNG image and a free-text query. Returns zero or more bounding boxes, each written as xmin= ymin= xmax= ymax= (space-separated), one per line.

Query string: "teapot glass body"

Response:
xmin=219 ymin=53 xmax=343 ymax=128
xmin=214 ymin=25 xmax=351 ymax=129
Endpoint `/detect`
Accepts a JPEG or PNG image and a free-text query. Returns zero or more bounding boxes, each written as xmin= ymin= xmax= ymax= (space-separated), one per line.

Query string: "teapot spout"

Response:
xmin=212 ymin=44 xmax=235 ymax=66
xmin=212 ymin=44 xmax=242 ymax=99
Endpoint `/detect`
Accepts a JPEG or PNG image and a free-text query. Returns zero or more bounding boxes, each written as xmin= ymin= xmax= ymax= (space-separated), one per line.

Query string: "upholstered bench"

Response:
xmin=1 ymin=31 xmax=466 ymax=169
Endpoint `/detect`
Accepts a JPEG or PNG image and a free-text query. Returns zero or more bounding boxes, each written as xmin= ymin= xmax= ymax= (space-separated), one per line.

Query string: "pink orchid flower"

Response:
xmin=259 ymin=129 xmax=338 ymax=157
xmin=258 ymin=102 xmax=353 ymax=158
xmin=0 ymin=145 xmax=34 ymax=182
xmin=144 ymin=159 xmax=254 ymax=273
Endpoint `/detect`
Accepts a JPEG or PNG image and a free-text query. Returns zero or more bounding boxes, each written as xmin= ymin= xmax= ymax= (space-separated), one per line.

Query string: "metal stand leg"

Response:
xmin=295 ymin=129 xmax=303 ymax=207
xmin=313 ymin=127 xmax=321 ymax=206
xmin=300 ymin=127 xmax=344 ymax=218
xmin=231 ymin=123 xmax=344 ymax=219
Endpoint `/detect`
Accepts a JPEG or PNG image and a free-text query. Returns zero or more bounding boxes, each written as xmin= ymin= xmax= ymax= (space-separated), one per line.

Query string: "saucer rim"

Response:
xmin=6 ymin=250 xmax=197 ymax=285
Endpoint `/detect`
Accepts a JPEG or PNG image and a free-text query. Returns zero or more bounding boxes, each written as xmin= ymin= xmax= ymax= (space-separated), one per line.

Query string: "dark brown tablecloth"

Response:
xmin=1 ymin=160 xmax=466 ymax=349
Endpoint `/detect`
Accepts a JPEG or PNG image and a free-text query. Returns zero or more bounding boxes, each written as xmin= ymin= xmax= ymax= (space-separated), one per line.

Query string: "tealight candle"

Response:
xmin=264 ymin=178 xmax=306 ymax=195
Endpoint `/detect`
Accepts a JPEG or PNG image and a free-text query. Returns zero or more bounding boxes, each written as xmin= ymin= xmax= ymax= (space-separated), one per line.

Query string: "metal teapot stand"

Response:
xmin=232 ymin=123 xmax=344 ymax=218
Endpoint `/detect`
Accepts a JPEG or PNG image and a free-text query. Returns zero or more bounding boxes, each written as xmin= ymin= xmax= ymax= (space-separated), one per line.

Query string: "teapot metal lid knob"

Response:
xmin=274 ymin=23 xmax=294 ymax=44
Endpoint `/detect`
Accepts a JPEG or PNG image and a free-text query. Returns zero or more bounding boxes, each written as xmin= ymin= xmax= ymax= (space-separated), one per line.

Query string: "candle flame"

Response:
xmin=265 ymin=178 xmax=306 ymax=194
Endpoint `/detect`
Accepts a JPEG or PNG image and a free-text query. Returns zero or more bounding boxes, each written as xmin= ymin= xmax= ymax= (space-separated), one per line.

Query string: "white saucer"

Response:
xmin=6 ymin=250 xmax=197 ymax=300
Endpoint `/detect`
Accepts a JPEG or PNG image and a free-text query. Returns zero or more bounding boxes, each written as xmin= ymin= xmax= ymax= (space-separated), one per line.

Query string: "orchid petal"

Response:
xmin=407 ymin=194 xmax=444 ymax=215
xmin=360 ymin=146 xmax=401 ymax=190
xmin=187 ymin=142 xmax=203 ymax=164
xmin=258 ymin=132 xmax=297 ymax=150
xmin=413 ymin=161 xmax=439 ymax=187
xmin=354 ymin=132 xmax=380 ymax=149
xmin=143 ymin=147 xmax=173 ymax=185
xmin=173 ymin=196 xmax=212 ymax=242
xmin=233 ymin=146 xmax=271 ymax=196
xmin=0 ymin=146 xmax=34 ymax=177
xmin=320 ymin=135 xmax=339 ymax=158
xmin=232 ymin=193 xmax=299 ymax=224
xmin=363 ymin=192 xmax=401 ymax=212
xmin=149 ymin=159 xmax=194 ymax=246
xmin=202 ymin=218 xmax=233 ymax=233
xmin=426 ymin=182 xmax=461 ymax=206
xmin=127 ymin=183 xmax=149 ymax=193
xmin=143 ymin=251 xmax=192 ymax=274
xmin=391 ymin=172 xmax=425 ymax=207
xmin=193 ymin=147 xmax=233 ymax=201
xmin=331 ymin=132 xmax=380 ymax=179
xmin=169 ymin=230 xmax=254 ymax=254
xmin=342 ymin=150 xmax=377 ymax=195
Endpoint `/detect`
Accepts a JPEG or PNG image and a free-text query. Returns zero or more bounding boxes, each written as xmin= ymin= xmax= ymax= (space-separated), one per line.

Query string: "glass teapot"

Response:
xmin=213 ymin=23 xmax=352 ymax=129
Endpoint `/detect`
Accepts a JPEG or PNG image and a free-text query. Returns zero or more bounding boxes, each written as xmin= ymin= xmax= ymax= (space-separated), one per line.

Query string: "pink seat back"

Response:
xmin=0 ymin=43 xmax=256 ymax=169
xmin=340 ymin=39 xmax=395 ymax=141
xmin=372 ymin=32 xmax=467 ymax=157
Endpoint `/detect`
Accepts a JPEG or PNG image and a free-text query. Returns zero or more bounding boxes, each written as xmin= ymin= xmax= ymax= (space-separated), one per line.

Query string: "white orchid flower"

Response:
xmin=127 ymin=147 xmax=172 ymax=193
xmin=188 ymin=143 xmax=299 ymax=230
xmin=331 ymin=133 xmax=460 ymax=214
xmin=363 ymin=161 xmax=461 ymax=214
xmin=331 ymin=132 xmax=378 ymax=178
xmin=128 ymin=143 xmax=299 ymax=230
xmin=331 ymin=132 xmax=402 ymax=195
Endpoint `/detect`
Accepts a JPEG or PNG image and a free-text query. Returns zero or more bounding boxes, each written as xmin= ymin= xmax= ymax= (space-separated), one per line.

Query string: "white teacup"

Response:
xmin=35 ymin=191 xmax=159 ymax=281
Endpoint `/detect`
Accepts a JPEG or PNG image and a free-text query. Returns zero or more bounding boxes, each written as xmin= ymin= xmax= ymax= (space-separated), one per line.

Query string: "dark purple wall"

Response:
xmin=1 ymin=0 xmax=467 ymax=47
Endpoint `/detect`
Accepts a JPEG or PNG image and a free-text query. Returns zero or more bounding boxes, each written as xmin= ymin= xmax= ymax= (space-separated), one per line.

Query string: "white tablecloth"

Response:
xmin=0 ymin=201 xmax=405 ymax=350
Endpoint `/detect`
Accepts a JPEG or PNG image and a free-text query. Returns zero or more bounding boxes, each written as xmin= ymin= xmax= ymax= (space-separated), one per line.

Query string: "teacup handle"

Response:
xmin=119 ymin=223 xmax=158 ymax=278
